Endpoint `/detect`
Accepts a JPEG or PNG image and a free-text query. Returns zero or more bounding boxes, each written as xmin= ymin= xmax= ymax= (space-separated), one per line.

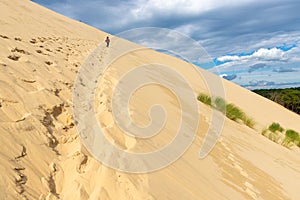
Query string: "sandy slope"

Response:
xmin=0 ymin=0 xmax=300 ymax=199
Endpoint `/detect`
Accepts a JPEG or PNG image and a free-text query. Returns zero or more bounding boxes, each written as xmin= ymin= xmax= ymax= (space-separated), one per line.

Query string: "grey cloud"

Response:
xmin=32 ymin=0 xmax=300 ymax=57
xmin=221 ymin=74 xmax=237 ymax=81
xmin=273 ymin=67 xmax=298 ymax=73
xmin=248 ymin=63 xmax=267 ymax=73
xmin=32 ymin=0 xmax=300 ymax=89
xmin=248 ymin=80 xmax=276 ymax=87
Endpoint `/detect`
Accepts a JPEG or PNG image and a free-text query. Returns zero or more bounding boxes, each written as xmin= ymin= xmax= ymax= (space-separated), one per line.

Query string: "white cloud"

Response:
xmin=32 ymin=0 xmax=300 ymax=89
xmin=217 ymin=55 xmax=241 ymax=62
xmin=217 ymin=47 xmax=287 ymax=63
xmin=252 ymin=48 xmax=285 ymax=61
xmin=285 ymin=45 xmax=300 ymax=62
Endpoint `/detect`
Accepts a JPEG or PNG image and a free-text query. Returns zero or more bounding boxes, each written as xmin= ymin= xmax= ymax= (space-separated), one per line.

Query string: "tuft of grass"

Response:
xmin=282 ymin=139 xmax=295 ymax=148
xmin=225 ymin=103 xmax=255 ymax=128
xmin=268 ymin=122 xmax=284 ymax=133
xmin=261 ymin=128 xmax=281 ymax=143
xmin=197 ymin=93 xmax=212 ymax=106
xmin=225 ymin=103 xmax=245 ymax=121
xmin=197 ymin=93 xmax=255 ymax=128
xmin=282 ymin=129 xmax=300 ymax=148
xmin=285 ymin=129 xmax=299 ymax=142
xmin=214 ymin=97 xmax=226 ymax=113
xmin=263 ymin=123 xmax=300 ymax=149
xmin=262 ymin=128 xmax=268 ymax=136
xmin=243 ymin=117 xmax=256 ymax=128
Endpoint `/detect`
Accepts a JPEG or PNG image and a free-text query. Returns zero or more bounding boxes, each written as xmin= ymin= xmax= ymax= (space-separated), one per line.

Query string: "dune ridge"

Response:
xmin=0 ymin=0 xmax=300 ymax=199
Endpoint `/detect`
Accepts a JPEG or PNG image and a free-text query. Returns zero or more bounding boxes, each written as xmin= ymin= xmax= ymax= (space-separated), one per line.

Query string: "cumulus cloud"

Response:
xmin=32 ymin=0 xmax=300 ymax=56
xmin=252 ymin=48 xmax=286 ymax=61
xmin=217 ymin=47 xmax=287 ymax=63
xmin=217 ymin=55 xmax=241 ymax=62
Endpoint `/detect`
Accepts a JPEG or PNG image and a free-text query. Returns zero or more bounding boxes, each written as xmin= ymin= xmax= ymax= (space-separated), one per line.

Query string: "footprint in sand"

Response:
xmin=37 ymin=37 xmax=47 ymax=43
xmin=15 ymin=145 xmax=27 ymax=159
xmin=0 ymin=59 xmax=7 ymax=66
xmin=0 ymin=34 xmax=9 ymax=39
xmin=77 ymin=153 xmax=88 ymax=174
xmin=45 ymin=48 xmax=52 ymax=52
xmin=29 ymin=38 xmax=37 ymax=44
xmin=8 ymin=47 xmax=31 ymax=61
xmin=45 ymin=61 xmax=54 ymax=66
xmin=12 ymin=145 xmax=28 ymax=196
xmin=36 ymin=49 xmax=43 ymax=54
xmin=36 ymin=49 xmax=50 ymax=56
xmin=14 ymin=168 xmax=27 ymax=196
xmin=8 ymin=54 xmax=21 ymax=61
xmin=11 ymin=47 xmax=30 ymax=55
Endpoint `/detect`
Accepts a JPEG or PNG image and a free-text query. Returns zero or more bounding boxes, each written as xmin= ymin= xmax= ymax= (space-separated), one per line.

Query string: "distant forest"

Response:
xmin=252 ymin=87 xmax=300 ymax=115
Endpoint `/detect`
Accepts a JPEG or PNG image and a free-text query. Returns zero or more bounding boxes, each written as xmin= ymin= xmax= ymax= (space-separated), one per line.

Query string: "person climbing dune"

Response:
xmin=105 ymin=36 xmax=110 ymax=47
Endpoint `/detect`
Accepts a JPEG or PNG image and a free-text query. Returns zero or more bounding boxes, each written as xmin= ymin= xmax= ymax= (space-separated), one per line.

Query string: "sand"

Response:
xmin=0 ymin=0 xmax=300 ymax=199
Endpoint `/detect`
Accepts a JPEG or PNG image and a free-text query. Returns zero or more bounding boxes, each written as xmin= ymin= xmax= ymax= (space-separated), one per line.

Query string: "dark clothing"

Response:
xmin=105 ymin=37 xmax=110 ymax=47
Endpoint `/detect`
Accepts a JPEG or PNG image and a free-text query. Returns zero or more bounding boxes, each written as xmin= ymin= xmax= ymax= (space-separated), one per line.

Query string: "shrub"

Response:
xmin=225 ymin=103 xmax=245 ymax=121
xmin=268 ymin=122 xmax=284 ymax=133
xmin=285 ymin=129 xmax=299 ymax=142
xmin=197 ymin=93 xmax=212 ymax=106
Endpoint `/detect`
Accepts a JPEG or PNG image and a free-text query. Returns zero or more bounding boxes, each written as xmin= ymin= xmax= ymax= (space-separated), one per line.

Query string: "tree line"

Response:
xmin=252 ymin=87 xmax=300 ymax=114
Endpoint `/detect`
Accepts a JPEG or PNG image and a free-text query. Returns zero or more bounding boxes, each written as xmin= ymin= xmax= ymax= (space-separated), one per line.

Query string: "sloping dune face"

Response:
xmin=1 ymin=0 xmax=300 ymax=199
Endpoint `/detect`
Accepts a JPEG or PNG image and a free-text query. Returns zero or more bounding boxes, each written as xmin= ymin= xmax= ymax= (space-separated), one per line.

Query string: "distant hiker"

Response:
xmin=105 ymin=36 xmax=110 ymax=47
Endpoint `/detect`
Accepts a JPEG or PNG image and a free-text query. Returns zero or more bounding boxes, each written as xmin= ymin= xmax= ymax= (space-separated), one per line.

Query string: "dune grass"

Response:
xmin=197 ymin=93 xmax=255 ymax=128
xmin=283 ymin=129 xmax=300 ymax=147
xmin=225 ymin=103 xmax=245 ymax=121
xmin=197 ymin=93 xmax=212 ymax=106
xmin=285 ymin=129 xmax=300 ymax=141
xmin=282 ymin=129 xmax=300 ymax=147
xmin=262 ymin=128 xmax=281 ymax=143
xmin=214 ymin=97 xmax=226 ymax=113
xmin=268 ymin=122 xmax=284 ymax=133
xmin=262 ymin=123 xmax=300 ymax=148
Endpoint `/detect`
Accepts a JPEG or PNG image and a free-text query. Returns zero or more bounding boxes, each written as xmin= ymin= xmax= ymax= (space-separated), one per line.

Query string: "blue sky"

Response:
xmin=32 ymin=0 xmax=300 ymax=89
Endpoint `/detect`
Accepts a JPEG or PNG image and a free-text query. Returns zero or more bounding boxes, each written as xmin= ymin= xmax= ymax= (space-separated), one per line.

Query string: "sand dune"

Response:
xmin=0 ymin=0 xmax=300 ymax=199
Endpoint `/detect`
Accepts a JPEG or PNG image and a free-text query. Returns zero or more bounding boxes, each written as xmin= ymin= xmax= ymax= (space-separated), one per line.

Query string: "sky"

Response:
xmin=32 ymin=0 xmax=300 ymax=90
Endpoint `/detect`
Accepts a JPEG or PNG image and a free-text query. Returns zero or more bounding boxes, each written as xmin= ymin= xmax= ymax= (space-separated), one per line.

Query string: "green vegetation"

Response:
xmin=262 ymin=128 xmax=281 ymax=143
xmin=285 ymin=129 xmax=300 ymax=142
xmin=252 ymin=87 xmax=300 ymax=114
xmin=197 ymin=93 xmax=212 ymax=106
xmin=214 ymin=97 xmax=226 ymax=113
xmin=225 ymin=103 xmax=245 ymax=121
xmin=262 ymin=122 xmax=284 ymax=144
xmin=242 ymin=117 xmax=256 ymax=128
xmin=262 ymin=123 xmax=300 ymax=148
xmin=268 ymin=122 xmax=284 ymax=133
xmin=197 ymin=93 xmax=255 ymax=128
